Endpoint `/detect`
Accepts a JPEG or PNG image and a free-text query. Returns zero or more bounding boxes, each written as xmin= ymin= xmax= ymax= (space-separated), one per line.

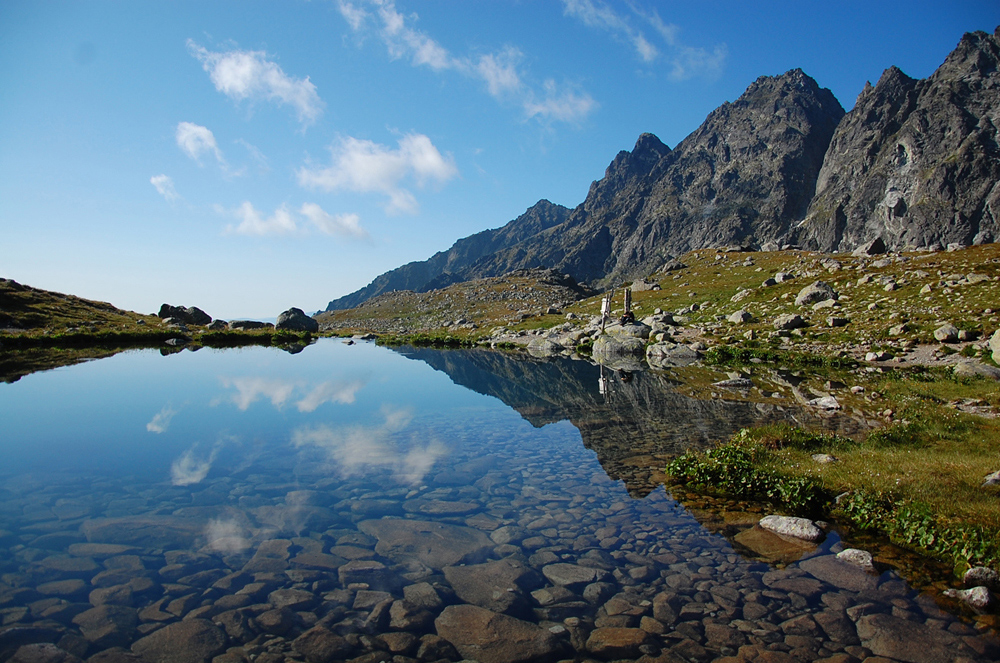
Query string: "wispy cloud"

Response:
xmin=299 ymin=204 xmax=368 ymax=239
xmin=563 ymin=0 xmax=657 ymax=62
xmin=146 ymin=405 xmax=177 ymax=433
xmin=176 ymin=122 xmax=225 ymax=165
xmin=187 ymin=40 xmax=323 ymax=126
xmin=561 ymin=0 xmax=726 ymax=80
xmin=337 ymin=0 xmax=596 ymax=124
xmin=524 ymin=80 xmax=597 ymax=124
xmin=150 ymin=175 xmax=179 ymax=202
xmin=223 ymin=202 xmax=298 ymax=236
xmin=297 ymin=133 xmax=458 ymax=214
xmin=217 ymin=201 xmax=370 ymax=238
xmin=291 ymin=405 xmax=445 ymax=485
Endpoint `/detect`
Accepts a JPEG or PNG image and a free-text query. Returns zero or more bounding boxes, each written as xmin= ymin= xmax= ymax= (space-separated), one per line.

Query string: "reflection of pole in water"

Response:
xmin=598 ymin=363 xmax=609 ymax=397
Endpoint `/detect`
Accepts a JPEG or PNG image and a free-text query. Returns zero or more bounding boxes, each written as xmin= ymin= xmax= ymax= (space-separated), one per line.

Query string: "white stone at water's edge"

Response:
xmin=758 ymin=515 xmax=824 ymax=542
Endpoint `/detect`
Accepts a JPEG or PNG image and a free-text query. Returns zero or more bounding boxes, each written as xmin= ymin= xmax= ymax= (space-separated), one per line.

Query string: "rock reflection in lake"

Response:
xmin=0 ymin=340 xmax=997 ymax=662
xmin=394 ymin=347 xmax=868 ymax=497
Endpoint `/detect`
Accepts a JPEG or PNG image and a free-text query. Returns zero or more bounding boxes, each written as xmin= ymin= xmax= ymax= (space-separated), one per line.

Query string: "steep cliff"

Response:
xmin=798 ymin=27 xmax=1000 ymax=251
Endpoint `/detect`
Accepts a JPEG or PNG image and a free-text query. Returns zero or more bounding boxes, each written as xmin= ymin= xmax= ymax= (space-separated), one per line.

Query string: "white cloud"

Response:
xmin=338 ymin=1 xmax=369 ymax=31
xmin=476 ymin=47 xmax=523 ymax=97
xmin=170 ymin=445 xmax=217 ymax=486
xmin=187 ymin=40 xmax=323 ymax=126
xmin=299 ymin=203 xmax=368 ymax=239
xmin=291 ymin=406 xmax=445 ymax=485
xmin=150 ymin=175 xmax=179 ymax=202
xmin=297 ymin=133 xmax=458 ymax=214
xmin=561 ymin=0 xmax=726 ymax=79
xmin=296 ymin=379 xmax=367 ymax=412
xmin=338 ymin=0 xmax=596 ymax=124
xmin=176 ymin=122 xmax=224 ymax=164
xmin=224 ymin=202 xmax=298 ymax=236
xmin=524 ymin=81 xmax=597 ymax=124
xmin=217 ymin=201 xmax=369 ymax=239
xmin=146 ymin=405 xmax=177 ymax=433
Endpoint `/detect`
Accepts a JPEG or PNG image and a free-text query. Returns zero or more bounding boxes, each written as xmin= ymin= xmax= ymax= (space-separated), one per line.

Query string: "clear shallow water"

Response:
xmin=0 ymin=340 xmax=996 ymax=662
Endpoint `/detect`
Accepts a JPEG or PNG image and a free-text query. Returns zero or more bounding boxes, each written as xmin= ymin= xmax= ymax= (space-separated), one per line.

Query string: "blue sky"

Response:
xmin=1 ymin=1 xmax=997 ymax=319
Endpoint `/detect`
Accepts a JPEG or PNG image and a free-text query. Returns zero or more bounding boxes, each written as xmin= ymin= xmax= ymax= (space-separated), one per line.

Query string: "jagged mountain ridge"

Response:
xmin=326 ymin=27 xmax=1000 ymax=312
xmin=797 ymin=27 xmax=1000 ymax=251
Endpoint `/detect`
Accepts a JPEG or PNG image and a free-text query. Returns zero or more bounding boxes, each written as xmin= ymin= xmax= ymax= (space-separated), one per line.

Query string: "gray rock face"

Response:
xmin=275 ymin=307 xmax=319 ymax=333
xmin=800 ymin=28 xmax=1000 ymax=251
xmin=434 ymin=604 xmax=562 ymax=663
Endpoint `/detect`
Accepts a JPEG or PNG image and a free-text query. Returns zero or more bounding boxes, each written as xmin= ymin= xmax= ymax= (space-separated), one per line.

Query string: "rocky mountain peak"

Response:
xmin=799 ymin=26 xmax=1000 ymax=252
xmin=324 ymin=26 xmax=1000 ymax=311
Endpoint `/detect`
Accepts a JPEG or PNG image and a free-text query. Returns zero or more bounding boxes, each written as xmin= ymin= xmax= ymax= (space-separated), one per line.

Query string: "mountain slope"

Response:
xmin=325 ymin=26 xmax=1000 ymax=309
xmin=324 ymin=199 xmax=570 ymax=311
xmin=460 ymin=68 xmax=845 ymax=287
xmin=798 ymin=27 xmax=1000 ymax=251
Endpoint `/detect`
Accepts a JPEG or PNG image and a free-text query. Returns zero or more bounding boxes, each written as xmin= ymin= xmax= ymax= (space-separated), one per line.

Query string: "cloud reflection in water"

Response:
xmin=146 ymin=405 xmax=177 ymax=433
xmin=292 ymin=406 xmax=445 ymax=485
xmin=217 ymin=377 xmax=367 ymax=412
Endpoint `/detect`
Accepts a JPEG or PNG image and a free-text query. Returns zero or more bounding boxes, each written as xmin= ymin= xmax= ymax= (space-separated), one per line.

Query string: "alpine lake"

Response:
xmin=1 ymin=338 xmax=997 ymax=663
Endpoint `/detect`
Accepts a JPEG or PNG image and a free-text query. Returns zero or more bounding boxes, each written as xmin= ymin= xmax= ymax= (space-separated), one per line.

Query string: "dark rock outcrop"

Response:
xmin=275 ymin=308 xmax=318 ymax=333
xmin=799 ymin=27 xmax=1000 ymax=251
xmin=157 ymin=305 xmax=211 ymax=326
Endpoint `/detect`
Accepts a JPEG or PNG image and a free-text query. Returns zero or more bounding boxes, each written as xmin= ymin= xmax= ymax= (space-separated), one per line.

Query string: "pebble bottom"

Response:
xmin=0 ymin=415 xmax=998 ymax=663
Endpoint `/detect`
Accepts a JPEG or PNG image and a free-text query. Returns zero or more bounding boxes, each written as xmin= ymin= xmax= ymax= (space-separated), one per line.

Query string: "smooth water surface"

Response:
xmin=0 ymin=340 xmax=995 ymax=662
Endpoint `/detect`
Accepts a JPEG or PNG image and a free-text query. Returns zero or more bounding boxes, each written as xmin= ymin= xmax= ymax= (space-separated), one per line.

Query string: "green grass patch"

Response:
xmin=666 ymin=432 xmax=828 ymax=514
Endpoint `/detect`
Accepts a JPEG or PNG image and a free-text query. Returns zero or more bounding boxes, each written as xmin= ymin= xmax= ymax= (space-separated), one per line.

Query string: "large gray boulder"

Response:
xmin=276 ymin=308 xmax=319 ymax=333
xmin=794 ymin=281 xmax=838 ymax=307
xmin=989 ymin=329 xmax=1000 ymax=363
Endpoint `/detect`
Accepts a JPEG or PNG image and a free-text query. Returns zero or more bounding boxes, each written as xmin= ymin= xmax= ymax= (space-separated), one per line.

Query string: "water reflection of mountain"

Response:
xmin=395 ymin=347 xmax=867 ymax=497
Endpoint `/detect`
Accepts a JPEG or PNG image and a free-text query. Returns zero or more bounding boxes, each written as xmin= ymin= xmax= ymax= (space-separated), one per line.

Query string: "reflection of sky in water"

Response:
xmin=0 ymin=341 xmax=506 ymax=483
